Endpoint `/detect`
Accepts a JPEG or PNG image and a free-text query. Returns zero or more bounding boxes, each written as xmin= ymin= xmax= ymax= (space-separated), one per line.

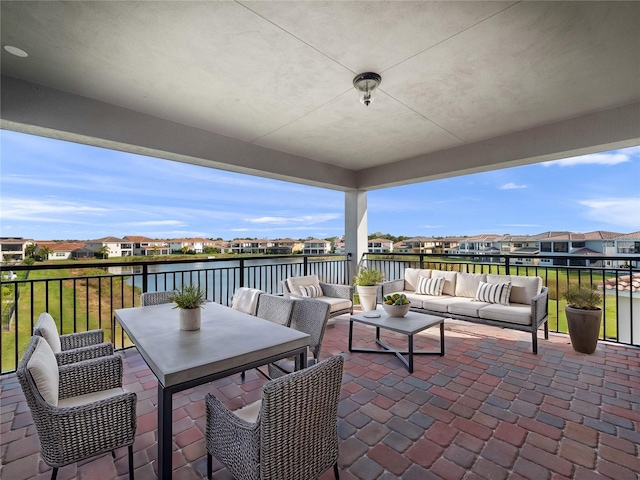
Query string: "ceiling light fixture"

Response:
xmin=353 ymin=72 xmax=381 ymax=106
xmin=3 ymin=45 xmax=28 ymax=57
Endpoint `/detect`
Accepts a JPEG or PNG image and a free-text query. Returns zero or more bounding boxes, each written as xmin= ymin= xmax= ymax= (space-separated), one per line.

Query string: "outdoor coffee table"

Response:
xmin=349 ymin=309 xmax=445 ymax=373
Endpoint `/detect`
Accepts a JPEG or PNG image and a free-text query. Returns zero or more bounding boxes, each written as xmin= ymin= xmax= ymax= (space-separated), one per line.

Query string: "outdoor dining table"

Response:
xmin=114 ymin=301 xmax=309 ymax=480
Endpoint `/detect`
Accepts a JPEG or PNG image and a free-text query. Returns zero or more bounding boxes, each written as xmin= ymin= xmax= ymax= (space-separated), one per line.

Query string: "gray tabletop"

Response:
xmin=115 ymin=302 xmax=309 ymax=387
xmin=351 ymin=308 xmax=444 ymax=335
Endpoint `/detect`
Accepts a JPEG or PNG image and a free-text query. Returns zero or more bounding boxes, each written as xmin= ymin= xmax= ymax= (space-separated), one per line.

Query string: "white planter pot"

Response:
xmin=357 ymin=285 xmax=379 ymax=312
xmin=179 ymin=308 xmax=202 ymax=331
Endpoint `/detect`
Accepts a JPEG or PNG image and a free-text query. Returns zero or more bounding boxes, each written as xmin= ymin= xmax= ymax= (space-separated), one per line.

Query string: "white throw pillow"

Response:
xmin=416 ymin=276 xmax=444 ymax=296
xmin=474 ymin=281 xmax=512 ymax=306
xmin=36 ymin=312 xmax=62 ymax=353
xmin=27 ymin=337 xmax=59 ymax=406
xmin=299 ymin=284 xmax=323 ymax=298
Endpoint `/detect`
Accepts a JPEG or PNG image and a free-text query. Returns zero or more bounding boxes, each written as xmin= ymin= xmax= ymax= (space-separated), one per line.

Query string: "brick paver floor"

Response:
xmin=1 ymin=312 xmax=639 ymax=479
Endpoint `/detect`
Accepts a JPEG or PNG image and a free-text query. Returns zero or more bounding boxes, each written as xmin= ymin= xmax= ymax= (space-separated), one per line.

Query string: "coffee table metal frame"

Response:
xmin=349 ymin=310 xmax=445 ymax=373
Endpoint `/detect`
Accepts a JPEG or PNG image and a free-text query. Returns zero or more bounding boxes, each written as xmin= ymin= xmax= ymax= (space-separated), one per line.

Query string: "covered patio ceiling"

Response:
xmin=1 ymin=1 xmax=639 ymax=192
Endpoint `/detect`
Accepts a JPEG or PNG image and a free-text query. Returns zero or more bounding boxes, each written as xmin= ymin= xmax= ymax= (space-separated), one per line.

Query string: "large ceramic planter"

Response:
xmin=179 ymin=308 xmax=202 ymax=331
xmin=357 ymin=285 xmax=379 ymax=312
xmin=565 ymin=306 xmax=602 ymax=354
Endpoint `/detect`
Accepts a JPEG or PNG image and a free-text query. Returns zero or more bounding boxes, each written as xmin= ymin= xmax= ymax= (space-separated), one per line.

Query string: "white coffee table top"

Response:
xmin=351 ymin=308 xmax=444 ymax=335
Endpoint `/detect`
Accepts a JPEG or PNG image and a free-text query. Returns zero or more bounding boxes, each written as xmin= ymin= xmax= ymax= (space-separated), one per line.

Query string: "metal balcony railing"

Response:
xmin=1 ymin=255 xmax=350 ymax=373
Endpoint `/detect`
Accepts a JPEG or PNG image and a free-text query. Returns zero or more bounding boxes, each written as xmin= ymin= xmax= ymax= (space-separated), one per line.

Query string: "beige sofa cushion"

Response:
xmin=36 ymin=312 xmax=62 ymax=353
xmin=510 ymin=276 xmax=542 ymax=305
xmin=431 ymin=270 xmax=457 ymax=296
xmin=291 ymin=294 xmax=351 ymax=313
xmin=27 ymin=337 xmax=59 ymax=406
xmin=455 ymin=273 xmax=487 ymax=298
xmin=487 ymin=274 xmax=542 ymax=305
xmin=448 ymin=298 xmax=490 ymax=317
xmin=233 ymin=399 xmax=261 ymax=423
xmin=404 ymin=268 xmax=432 ymax=291
xmin=286 ymin=275 xmax=320 ymax=296
xmin=421 ymin=295 xmax=461 ymax=313
xmin=478 ymin=303 xmax=532 ymax=326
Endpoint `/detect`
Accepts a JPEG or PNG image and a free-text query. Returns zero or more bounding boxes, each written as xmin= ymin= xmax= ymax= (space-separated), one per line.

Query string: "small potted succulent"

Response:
xmin=562 ymin=284 xmax=602 ymax=354
xmin=170 ymin=284 xmax=207 ymax=331
xmin=353 ymin=267 xmax=384 ymax=312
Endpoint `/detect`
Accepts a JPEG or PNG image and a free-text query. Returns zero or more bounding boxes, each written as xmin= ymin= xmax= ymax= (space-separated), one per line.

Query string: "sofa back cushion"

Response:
xmin=487 ymin=274 xmax=542 ymax=305
xmin=431 ymin=270 xmax=457 ymax=296
xmin=404 ymin=268 xmax=432 ymax=291
xmin=286 ymin=275 xmax=320 ymax=296
xmin=455 ymin=272 xmax=487 ymax=298
xmin=35 ymin=312 xmax=62 ymax=353
xmin=27 ymin=336 xmax=59 ymax=406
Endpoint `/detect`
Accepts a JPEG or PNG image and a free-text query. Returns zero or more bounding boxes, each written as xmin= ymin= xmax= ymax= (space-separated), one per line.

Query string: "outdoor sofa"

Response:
xmin=380 ymin=268 xmax=549 ymax=354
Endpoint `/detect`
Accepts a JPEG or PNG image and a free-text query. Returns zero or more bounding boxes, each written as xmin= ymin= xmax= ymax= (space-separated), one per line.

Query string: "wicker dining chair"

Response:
xmin=17 ymin=336 xmax=137 ymax=480
xmin=33 ymin=312 xmax=113 ymax=365
xmin=255 ymin=293 xmax=296 ymax=326
xmin=140 ymin=290 xmax=176 ymax=306
xmin=268 ymin=297 xmax=331 ymax=379
xmin=206 ymin=355 xmax=344 ymax=480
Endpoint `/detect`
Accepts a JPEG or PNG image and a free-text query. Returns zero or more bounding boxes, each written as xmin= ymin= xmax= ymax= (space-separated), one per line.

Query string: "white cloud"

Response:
xmin=244 ymin=214 xmax=340 ymax=225
xmin=544 ymin=151 xmax=634 ymax=167
xmin=118 ymin=220 xmax=187 ymax=227
xmin=0 ymin=198 xmax=108 ymax=222
xmin=421 ymin=224 xmax=445 ymax=229
xmin=579 ymin=197 xmax=640 ymax=229
xmin=499 ymin=182 xmax=527 ymax=190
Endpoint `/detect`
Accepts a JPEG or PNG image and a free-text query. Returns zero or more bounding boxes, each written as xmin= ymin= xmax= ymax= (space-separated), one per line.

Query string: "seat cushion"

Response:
xmin=478 ymin=303 xmax=532 ymax=326
xmin=404 ymin=268 xmax=432 ymax=291
xmin=27 ymin=337 xmax=59 ymax=406
xmin=58 ymin=387 xmax=125 ymax=408
xmin=455 ymin=272 xmax=487 ymax=298
xmin=431 ymin=270 xmax=457 ymax=296
xmin=317 ymin=296 xmax=352 ymax=313
xmin=286 ymin=275 xmax=320 ymax=296
xmin=448 ymin=297 xmax=490 ymax=317
xmin=36 ymin=312 xmax=62 ymax=353
xmin=421 ymin=295 xmax=461 ymax=313
xmin=233 ymin=399 xmax=261 ymax=423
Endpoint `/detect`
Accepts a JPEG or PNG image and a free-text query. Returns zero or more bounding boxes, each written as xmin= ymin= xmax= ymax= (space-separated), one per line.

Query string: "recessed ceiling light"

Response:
xmin=3 ymin=45 xmax=28 ymax=57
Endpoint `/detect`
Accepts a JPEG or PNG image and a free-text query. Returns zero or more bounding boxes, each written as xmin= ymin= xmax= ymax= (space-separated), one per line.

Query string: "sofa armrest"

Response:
xmin=319 ymin=282 xmax=353 ymax=301
xmin=531 ymin=286 xmax=549 ymax=327
xmin=379 ymin=279 xmax=405 ymax=303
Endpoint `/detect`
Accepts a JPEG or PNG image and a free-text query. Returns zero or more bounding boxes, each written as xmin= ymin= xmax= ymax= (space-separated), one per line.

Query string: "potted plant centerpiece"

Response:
xmin=562 ymin=284 xmax=602 ymax=354
xmin=353 ymin=267 xmax=384 ymax=312
xmin=170 ymin=284 xmax=207 ymax=331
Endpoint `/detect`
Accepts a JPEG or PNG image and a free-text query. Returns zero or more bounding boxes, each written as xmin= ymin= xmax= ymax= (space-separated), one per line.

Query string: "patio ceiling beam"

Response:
xmin=357 ymin=101 xmax=640 ymax=190
xmin=0 ymin=75 xmax=357 ymax=192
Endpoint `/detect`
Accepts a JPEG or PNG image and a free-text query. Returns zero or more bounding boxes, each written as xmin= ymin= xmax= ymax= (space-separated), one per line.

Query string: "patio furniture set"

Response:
xmin=15 ymin=271 xmax=549 ymax=479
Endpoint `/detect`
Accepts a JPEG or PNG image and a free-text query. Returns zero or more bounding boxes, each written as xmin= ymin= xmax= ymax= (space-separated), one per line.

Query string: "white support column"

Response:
xmin=345 ymin=190 xmax=368 ymax=281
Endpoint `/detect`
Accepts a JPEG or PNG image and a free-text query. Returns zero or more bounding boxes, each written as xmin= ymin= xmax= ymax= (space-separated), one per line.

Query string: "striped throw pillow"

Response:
xmin=416 ymin=276 xmax=444 ymax=296
xmin=299 ymin=284 xmax=323 ymax=298
xmin=474 ymin=281 xmax=512 ymax=305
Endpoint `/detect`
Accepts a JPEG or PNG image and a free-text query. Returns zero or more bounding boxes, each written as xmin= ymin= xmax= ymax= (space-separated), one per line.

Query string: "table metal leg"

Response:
xmin=440 ymin=322 xmax=445 ymax=355
xmin=408 ymin=334 xmax=414 ymax=373
xmin=157 ymin=384 xmax=173 ymax=480
xmin=348 ymin=320 xmax=353 ymax=351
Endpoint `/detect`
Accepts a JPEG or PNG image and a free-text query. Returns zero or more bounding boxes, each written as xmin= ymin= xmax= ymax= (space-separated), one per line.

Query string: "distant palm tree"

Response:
xmin=38 ymin=245 xmax=53 ymax=261
xmin=25 ymin=243 xmax=37 ymax=258
xmin=96 ymin=245 xmax=110 ymax=259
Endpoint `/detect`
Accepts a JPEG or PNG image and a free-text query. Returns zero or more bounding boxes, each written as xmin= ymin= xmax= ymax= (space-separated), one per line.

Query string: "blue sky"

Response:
xmin=1 ymin=130 xmax=639 ymax=241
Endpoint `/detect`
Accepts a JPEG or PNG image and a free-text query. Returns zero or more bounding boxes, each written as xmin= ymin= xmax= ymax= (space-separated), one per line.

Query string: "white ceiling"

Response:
xmin=1 ymin=1 xmax=639 ymax=190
